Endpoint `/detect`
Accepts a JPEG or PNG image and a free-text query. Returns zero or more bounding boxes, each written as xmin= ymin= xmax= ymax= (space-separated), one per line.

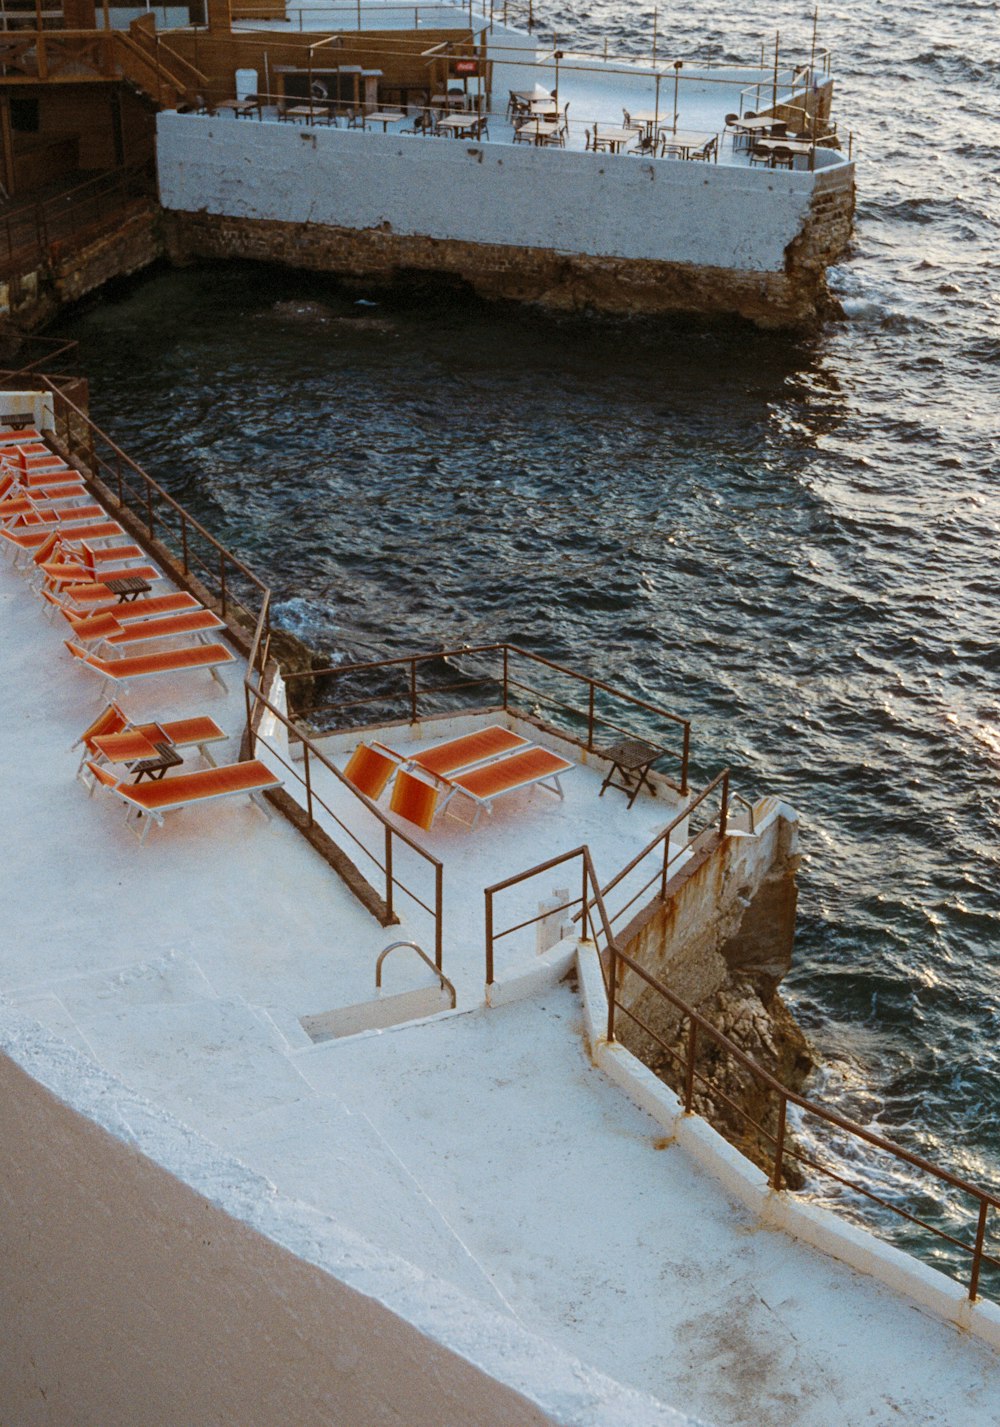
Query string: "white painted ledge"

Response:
xmin=575 ymin=941 xmax=1000 ymax=1354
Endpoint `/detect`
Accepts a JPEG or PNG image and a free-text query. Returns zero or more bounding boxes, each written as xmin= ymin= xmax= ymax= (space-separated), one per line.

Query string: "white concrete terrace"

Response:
xmin=1 ymin=430 xmax=995 ymax=1425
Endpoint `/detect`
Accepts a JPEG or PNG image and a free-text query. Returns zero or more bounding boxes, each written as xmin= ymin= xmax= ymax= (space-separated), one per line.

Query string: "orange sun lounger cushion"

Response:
xmin=410 ymin=725 xmax=529 ymax=777
xmin=344 ymin=742 xmax=398 ymax=801
xmin=86 ymin=758 xmax=281 ymax=844
xmin=389 ymin=768 xmax=439 ymax=832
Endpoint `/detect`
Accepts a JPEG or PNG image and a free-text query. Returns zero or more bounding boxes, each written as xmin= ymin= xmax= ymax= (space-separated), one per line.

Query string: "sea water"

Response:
xmin=52 ymin=0 xmax=1000 ymax=1289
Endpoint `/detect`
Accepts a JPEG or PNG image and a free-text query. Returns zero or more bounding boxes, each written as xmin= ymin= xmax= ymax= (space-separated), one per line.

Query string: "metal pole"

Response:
xmin=772 ymin=1094 xmax=787 ymax=1189
xmin=581 ymin=856 xmax=589 ymax=942
xmin=385 ymin=827 xmax=394 ymax=919
xmin=606 ymin=940 xmax=616 ymax=1043
xmin=672 ymin=60 xmax=682 ymax=132
xmin=435 ymin=864 xmax=443 ymax=970
xmin=719 ymin=769 xmax=729 ymax=838
xmin=409 ymin=658 xmax=417 ymax=723
xmin=772 ymin=30 xmax=780 ymax=113
xmin=485 ymin=889 xmax=494 ymax=985
xmin=303 ymin=741 xmax=314 ymax=824
xmin=683 ymin=1017 xmax=697 ymax=1110
xmin=651 ymin=6 xmax=657 ymax=64
xmin=969 ymin=1200 xmax=989 ymax=1301
xmin=219 ymin=548 xmax=227 ymax=616
xmin=587 ymin=681 xmax=595 ymax=749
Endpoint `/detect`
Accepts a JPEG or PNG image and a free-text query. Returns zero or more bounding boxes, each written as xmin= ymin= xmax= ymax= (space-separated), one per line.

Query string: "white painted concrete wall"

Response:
xmin=0 ymin=1005 xmax=699 ymax=1427
xmin=156 ymin=111 xmax=846 ymax=274
xmin=0 ymin=388 xmax=55 ymax=431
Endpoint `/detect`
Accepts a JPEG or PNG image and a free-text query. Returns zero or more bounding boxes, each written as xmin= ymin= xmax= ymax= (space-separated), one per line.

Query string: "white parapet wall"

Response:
xmin=156 ymin=111 xmax=848 ymax=276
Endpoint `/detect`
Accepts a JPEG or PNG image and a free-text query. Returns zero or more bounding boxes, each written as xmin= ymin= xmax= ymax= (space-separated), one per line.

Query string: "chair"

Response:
xmin=55 ymin=589 xmax=202 ymax=627
xmin=749 ymin=144 xmax=771 ymax=167
xmin=622 ymin=108 xmax=642 ymax=133
xmin=86 ymin=759 xmax=281 ymax=844
xmin=441 ymin=746 xmax=573 ymax=828
xmin=64 ymin=640 xmax=235 ymax=697
xmin=769 ymin=144 xmax=794 ymax=170
xmin=67 ymin=607 xmax=225 ymax=651
xmin=343 ymin=742 xmax=399 ymax=802
xmin=389 ymin=768 xmax=439 ymax=832
xmin=75 ymin=702 xmax=227 ymax=778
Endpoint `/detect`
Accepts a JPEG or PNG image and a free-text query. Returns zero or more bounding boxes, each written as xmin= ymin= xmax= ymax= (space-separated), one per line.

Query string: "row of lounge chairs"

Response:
xmin=344 ymin=723 xmax=574 ymax=832
xmin=1 ymin=425 xmax=281 ymax=844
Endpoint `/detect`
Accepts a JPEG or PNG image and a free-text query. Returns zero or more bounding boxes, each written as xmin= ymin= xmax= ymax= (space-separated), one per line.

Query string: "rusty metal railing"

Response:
xmin=35 ymin=376 xmax=269 ymax=636
xmin=488 ymin=839 xmax=1000 ymax=1302
xmin=244 ymin=662 xmax=445 ymax=966
xmin=286 ymin=643 xmax=692 ymax=794
xmin=0 ymin=161 xmax=155 ymax=278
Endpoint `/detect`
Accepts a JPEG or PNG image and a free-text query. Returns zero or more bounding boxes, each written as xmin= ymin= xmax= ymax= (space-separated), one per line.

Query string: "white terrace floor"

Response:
xmin=3 ymin=543 xmax=998 ymax=1425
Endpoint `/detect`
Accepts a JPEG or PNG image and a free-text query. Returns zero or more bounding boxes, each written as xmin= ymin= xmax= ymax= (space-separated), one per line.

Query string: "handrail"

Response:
xmin=244 ymin=666 xmax=446 ymax=967
xmin=487 ymin=840 xmax=1000 ymax=1302
xmin=0 ymin=161 xmax=155 ymax=275
xmin=376 ymin=940 xmax=456 ymax=1007
xmin=288 ymin=642 xmax=691 ymax=794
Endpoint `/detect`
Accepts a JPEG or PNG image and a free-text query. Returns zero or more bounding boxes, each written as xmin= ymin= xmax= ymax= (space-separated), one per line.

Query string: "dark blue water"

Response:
xmin=52 ymin=0 xmax=1000 ymax=1289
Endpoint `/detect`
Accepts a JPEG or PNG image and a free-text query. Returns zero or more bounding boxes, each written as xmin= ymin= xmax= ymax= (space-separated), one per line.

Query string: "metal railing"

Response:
xmin=244 ymin=664 xmax=446 ymax=965
xmin=22 ymin=374 xmax=271 ymax=634
xmin=286 ymin=642 xmax=692 ymax=794
xmin=377 ymin=939 xmax=456 ymax=1006
xmin=0 ymin=162 xmax=156 ymax=277
xmin=487 ymin=839 xmax=1000 ymax=1302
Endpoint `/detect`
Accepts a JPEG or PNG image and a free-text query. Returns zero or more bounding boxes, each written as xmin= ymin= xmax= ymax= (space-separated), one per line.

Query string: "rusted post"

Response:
xmin=580 ymin=854 xmax=589 ymax=942
xmin=683 ymin=1017 xmax=698 ymax=1111
xmin=772 ymin=1093 xmax=787 ymax=1189
xmin=485 ymin=889 xmax=494 ymax=985
xmin=606 ymin=940 xmax=617 ymax=1043
xmin=409 ymin=658 xmax=418 ymax=723
xmin=302 ymin=741 xmax=313 ymax=825
xmin=385 ymin=827 xmax=394 ymax=920
xmin=244 ymin=680 xmax=255 ymax=756
xmin=502 ymin=644 xmax=509 ymax=710
xmin=719 ymin=769 xmax=729 ymax=838
xmin=435 ymin=863 xmax=443 ymax=970
xmin=145 ymin=481 xmax=154 ymax=542
xmin=660 ymin=831 xmax=670 ymax=900
xmin=969 ymin=1200 xmax=990 ymax=1301
xmin=219 ymin=549 xmax=227 ymax=617
xmin=680 ymin=721 xmax=690 ymax=795
xmin=181 ymin=515 xmax=189 ymax=574
xmin=587 ymin=681 xmax=595 ymax=749
xmin=116 ymin=451 xmax=123 ymax=507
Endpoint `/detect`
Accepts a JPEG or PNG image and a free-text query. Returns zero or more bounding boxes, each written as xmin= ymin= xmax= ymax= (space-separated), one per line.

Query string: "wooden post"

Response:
xmin=772 ymin=30 xmax=780 ymax=113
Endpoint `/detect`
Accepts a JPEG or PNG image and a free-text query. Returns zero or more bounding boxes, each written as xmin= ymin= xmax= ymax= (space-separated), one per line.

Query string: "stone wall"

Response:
xmin=0 ymin=199 xmax=163 ymax=331
xmin=157 ymin=110 xmax=855 ymax=327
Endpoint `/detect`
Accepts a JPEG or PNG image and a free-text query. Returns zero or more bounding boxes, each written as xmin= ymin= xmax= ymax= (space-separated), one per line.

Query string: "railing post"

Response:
xmin=680 ymin=722 xmax=690 ymax=795
xmin=587 ymin=681 xmax=595 ymax=750
xmin=145 ymin=480 xmax=155 ymax=542
xmin=605 ymin=938 xmax=617 ymax=1043
xmin=580 ymin=854 xmax=589 ymax=942
xmin=116 ymin=451 xmax=123 ymax=507
xmin=181 ymin=514 xmax=189 ymax=573
xmin=409 ymin=658 xmax=417 ymax=723
xmin=302 ymin=740 xmax=314 ymax=825
xmin=244 ymin=679 xmax=255 ymax=756
xmin=660 ymin=833 xmax=670 ymax=900
xmin=385 ymin=826 xmax=394 ymax=920
xmin=220 ymin=549 xmax=227 ymax=617
xmin=969 ymin=1200 xmax=989 ymax=1301
xmin=502 ymin=645 xmax=509 ymax=711
xmin=435 ymin=863 xmax=443 ymax=970
xmin=683 ymin=1017 xmax=698 ymax=1111
xmin=719 ymin=769 xmax=729 ymax=838
xmin=772 ymin=1093 xmax=787 ymax=1190
xmin=485 ymin=888 xmax=494 ymax=986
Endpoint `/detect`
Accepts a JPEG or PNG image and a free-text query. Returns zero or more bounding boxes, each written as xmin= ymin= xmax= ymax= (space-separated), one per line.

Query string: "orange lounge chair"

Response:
xmin=3 ymin=520 xmax=125 ymax=566
xmin=75 ymin=607 xmax=225 ymax=652
xmin=74 ymin=701 xmax=228 ymax=778
xmin=57 ymin=590 xmax=202 ymax=626
xmin=65 ymin=640 xmax=235 ymax=696
xmin=408 ymin=724 xmax=530 ymax=777
xmin=0 ymin=427 xmax=43 ymax=445
xmin=388 ymin=768 xmax=440 ymax=832
xmin=6 ymin=501 xmax=105 ymax=529
xmin=86 ymin=758 xmax=281 ymax=844
xmin=41 ymin=560 xmax=159 ymax=592
xmin=343 ymin=742 xmax=400 ymax=801
xmin=441 ymin=746 xmax=575 ymax=827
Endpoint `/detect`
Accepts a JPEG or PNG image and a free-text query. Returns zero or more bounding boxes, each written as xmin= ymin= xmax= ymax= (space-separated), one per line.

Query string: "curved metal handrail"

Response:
xmin=376 ymin=941 xmax=457 ymax=1010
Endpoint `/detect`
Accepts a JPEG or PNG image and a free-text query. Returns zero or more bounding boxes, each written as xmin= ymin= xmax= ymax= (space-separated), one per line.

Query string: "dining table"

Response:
xmin=515 ymin=118 xmax=561 ymax=147
xmin=436 ymin=112 xmax=487 ymax=139
xmin=589 ymin=125 xmax=636 ymax=155
xmin=658 ymin=128 xmax=716 ymax=159
xmin=363 ymin=109 xmax=406 ymax=132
